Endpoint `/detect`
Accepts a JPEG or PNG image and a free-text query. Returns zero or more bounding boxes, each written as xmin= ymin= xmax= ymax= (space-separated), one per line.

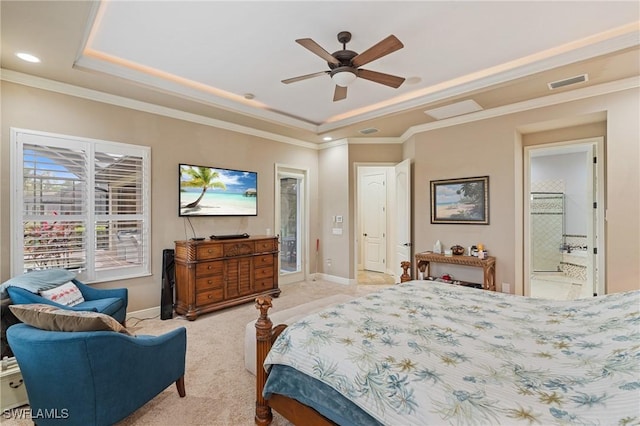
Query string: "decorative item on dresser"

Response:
xmin=174 ymin=236 xmax=280 ymax=321
xmin=414 ymin=251 xmax=496 ymax=291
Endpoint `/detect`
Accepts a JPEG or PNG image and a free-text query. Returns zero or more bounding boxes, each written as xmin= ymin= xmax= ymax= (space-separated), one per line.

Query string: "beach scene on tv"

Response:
xmin=179 ymin=165 xmax=257 ymax=216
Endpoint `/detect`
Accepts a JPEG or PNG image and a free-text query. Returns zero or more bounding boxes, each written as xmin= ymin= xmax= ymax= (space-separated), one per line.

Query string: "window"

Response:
xmin=11 ymin=128 xmax=150 ymax=283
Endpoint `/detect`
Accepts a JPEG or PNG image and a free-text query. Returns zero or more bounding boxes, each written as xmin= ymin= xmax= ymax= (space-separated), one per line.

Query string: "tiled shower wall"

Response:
xmin=531 ymin=180 xmax=564 ymax=272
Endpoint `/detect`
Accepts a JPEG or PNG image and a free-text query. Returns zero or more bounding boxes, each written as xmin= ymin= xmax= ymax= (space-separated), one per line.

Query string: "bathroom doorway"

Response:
xmin=524 ymin=137 xmax=605 ymax=300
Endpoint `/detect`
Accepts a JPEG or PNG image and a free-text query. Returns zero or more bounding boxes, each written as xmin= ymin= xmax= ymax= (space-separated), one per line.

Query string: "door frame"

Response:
xmin=354 ymin=161 xmax=406 ymax=282
xmin=523 ymin=137 xmax=605 ymax=297
xmin=274 ymin=164 xmax=309 ymax=284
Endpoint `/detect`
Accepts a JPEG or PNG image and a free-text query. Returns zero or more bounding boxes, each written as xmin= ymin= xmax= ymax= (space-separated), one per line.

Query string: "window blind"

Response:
xmin=13 ymin=129 xmax=150 ymax=283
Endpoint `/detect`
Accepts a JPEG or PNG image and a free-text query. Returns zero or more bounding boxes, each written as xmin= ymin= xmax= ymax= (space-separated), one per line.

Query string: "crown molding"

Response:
xmin=1 ymin=69 xmax=319 ymax=150
xmin=3 ymin=69 xmax=638 ymax=151
xmin=400 ymin=76 xmax=640 ymax=142
xmin=317 ymin=22 xmax=639 ymax=133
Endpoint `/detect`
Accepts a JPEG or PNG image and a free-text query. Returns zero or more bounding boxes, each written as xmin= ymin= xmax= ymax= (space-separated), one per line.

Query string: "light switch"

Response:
xmin=336 ymin=215 xmax=343 ymax=223
xmin=332 ymin=228 xmax=342 ymax=235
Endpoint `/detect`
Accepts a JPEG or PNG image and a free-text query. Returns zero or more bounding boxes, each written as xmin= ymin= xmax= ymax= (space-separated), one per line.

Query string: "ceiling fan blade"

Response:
xmin=357 ymin=69 xmax=405 ymax=88
xmin=282 ymin=71 xmax=328 ymax=84
xmin=352 ymin=35 xmax=404 ymax=68
xmin=333 ymin=85 xmax=347 ymax=102
xmin=296 ymin=38 xmax=340 ymax=65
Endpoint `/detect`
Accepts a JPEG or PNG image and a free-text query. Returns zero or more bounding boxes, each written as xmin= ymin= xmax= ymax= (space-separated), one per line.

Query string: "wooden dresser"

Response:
xmin=174 ymin=236 xmax=280 ymax=320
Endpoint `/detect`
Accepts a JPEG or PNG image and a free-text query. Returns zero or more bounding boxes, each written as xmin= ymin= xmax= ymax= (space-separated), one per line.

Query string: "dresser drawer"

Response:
xmin=254 ymin=265 xmax=274 ymax=280
xmin=255 ymin=239 xmax=276 ymax=252
xmin=223 ymin=241 xmax=255 ymax=257
xmin=195 ymin=275 xmax=223 ymax=291
xmin=196 ymin=288 xmax=224 ymax=306
xmin=196 ymin=244 xmax=223 ymax=260
xmin=254 ymin=254 xmax=274 ymax=268
xmin=255 ymin=277 xmax=274 ymax=292
xmin=195 ymin=261 xmax=223 ymax=277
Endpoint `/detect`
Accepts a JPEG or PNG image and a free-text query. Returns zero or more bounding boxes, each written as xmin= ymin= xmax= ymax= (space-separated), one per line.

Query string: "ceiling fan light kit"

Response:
xmin=283 ymin=31 xmax=405 ymax=101
xmin=331 ymin=67 xmax=358 ymax=87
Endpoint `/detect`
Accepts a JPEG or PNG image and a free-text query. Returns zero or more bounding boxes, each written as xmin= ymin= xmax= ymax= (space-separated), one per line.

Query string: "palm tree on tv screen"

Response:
xmin=181 ymin=166 xmax=226 ymax=209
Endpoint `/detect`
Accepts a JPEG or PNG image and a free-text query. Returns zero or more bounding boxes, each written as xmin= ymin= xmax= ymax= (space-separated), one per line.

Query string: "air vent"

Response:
xmin=548 ymin=74 xmax=588 ymax=90
xmin=359 ymin=127 xmax=379 ymax=135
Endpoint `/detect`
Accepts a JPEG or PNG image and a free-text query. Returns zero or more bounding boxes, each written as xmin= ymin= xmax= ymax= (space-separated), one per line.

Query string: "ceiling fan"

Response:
xmin=282 ymin=31 xmax=405 ymax=102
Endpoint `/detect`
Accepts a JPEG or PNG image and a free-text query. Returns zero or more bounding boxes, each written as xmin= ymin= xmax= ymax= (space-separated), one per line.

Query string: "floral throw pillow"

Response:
xmin=39 ymin=281 xmax=85 ymax=306
xmin=9 ymin=304 xmax=133 ymax=336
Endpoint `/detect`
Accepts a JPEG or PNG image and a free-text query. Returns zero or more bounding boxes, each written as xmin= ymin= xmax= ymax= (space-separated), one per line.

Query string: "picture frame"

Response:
xmin=430 ymin=176 xmax=489 ymax=224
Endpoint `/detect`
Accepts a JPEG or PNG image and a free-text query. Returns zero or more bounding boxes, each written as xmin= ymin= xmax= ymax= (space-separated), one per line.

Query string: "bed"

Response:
xmin=254 ymin=277 xmax=640 ymax=425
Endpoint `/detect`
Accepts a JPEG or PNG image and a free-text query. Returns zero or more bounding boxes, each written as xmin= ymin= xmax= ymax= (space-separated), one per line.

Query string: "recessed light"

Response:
xmin=323 ymin=136 xmax=332 ymax=141
xmin=16 ymin=52 xmax=41 ymax=63
xmin=405 ymin=76 xmax=422 ymax=85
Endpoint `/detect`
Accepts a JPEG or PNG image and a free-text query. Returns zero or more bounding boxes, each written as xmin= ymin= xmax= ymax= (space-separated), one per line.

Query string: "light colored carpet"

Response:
xmin=4 ymin=279 xmax=390 ymax=426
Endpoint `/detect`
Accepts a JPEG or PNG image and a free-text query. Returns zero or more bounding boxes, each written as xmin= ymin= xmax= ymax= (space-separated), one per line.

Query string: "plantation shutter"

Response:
xmin=22 ymin=142 xmax=88 ymax=273
xmin=13 ymin=129 xmax=150 ymax=282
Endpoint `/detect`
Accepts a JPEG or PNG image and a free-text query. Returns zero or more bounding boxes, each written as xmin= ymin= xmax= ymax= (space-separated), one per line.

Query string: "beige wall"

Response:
xmin=2 ymin=80 xmax=638 ymax=314
xmin=411 ymin=88 xmax=639 ymax=294
xmin=1 ymin=82 xmax=320 ymax=311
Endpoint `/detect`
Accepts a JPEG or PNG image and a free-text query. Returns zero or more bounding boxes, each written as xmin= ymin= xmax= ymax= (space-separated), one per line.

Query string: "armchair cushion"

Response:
xmin=0 ymin=269 xmax=75 ymax=298
xmin=39 ymin=281 xmax=85 ymax=306
xmin=2 ymin=270 xmax=128 ymax=324
xmin=9 ymin=304 xmax=132 ymax=336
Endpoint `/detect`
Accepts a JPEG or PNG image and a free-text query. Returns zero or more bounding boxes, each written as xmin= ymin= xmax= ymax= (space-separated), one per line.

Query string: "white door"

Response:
xmin=361 ymin=169 xmax=386 ymax=273
xmin=394 ymin=159 xmax=411 ymax=279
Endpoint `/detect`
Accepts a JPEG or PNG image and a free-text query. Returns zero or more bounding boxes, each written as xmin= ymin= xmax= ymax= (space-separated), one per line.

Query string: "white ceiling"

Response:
xmin=1 ymin=1 xmax=639 ymax=144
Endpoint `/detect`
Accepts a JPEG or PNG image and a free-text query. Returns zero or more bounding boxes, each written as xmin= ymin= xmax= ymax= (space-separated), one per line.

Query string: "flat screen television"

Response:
xmin=179 ymin=164 xmax=257 ymax=216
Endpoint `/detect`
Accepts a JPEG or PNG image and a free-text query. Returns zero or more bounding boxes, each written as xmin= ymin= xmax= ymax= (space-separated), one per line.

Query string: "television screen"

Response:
xmin=179 ymin=164 xmax=257 ymax=216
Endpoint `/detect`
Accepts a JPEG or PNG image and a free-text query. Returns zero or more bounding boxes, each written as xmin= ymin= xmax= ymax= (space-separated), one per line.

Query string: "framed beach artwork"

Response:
xmin=430 ymin=176 xmax=489 ymax=224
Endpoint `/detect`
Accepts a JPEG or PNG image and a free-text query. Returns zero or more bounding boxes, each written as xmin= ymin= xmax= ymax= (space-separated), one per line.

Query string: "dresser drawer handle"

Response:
xmin=207 ymin=249 xmax=212 ymax=253
xmin=208 ymin=280 xmax=213 ymax=284
xmin=207 ymin=265 xmax=212 ymax=269
xmin=208 ymin=294 xmax=213 ymax=299
xmin=9 ymin=379 xmax=24 ymax=389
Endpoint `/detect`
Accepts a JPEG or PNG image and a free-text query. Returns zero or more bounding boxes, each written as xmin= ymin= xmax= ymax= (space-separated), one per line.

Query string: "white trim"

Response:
xmin=402 ymin=77 xmax=639 ymax=141
xmin=126 ymin=306 xmax=161 ymax=321
xmin=0 ymin=69 xmax=318 ymax=150
xmin=523 ymin=137 xmax=605 ymax=297
xmin=10 ymin=127 xmax=151 ymax=281
xmin=315 ymin=273 xmax=353 ymax=285
xmin=2 ymin=71 xmax=637 ymax=147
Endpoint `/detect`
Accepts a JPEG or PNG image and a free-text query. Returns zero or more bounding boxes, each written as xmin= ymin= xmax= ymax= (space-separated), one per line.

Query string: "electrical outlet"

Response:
xmin=501 ymin=282 xmax=511 ymax=293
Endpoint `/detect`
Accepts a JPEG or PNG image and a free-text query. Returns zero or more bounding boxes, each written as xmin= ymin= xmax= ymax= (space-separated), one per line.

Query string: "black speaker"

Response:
xmin=160 ymin=249 xmax=175 ymax=320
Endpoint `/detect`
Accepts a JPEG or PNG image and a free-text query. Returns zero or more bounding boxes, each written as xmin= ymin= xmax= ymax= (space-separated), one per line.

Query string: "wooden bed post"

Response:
xmin=255 ymin=296 xmax=274 ymax=426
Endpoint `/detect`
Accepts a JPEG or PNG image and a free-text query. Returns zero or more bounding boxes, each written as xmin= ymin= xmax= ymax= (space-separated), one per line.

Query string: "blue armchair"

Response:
xmin=3 ymin=269 xmax=127 ymax=324
xmin=7 ymin=323 xmax=187 ymax=426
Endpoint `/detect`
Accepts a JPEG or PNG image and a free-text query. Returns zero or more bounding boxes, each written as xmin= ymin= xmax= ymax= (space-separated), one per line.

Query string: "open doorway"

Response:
xmin=355 ymin=160 xmax=411 ymax=284
xmin=524 ymin=137 xmax=605 ymax=299
xmin=275 ymin=165 xmax=307 ymax=285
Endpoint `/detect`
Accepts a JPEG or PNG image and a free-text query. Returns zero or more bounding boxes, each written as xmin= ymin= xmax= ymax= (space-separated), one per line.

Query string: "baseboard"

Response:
xmin=126 ymin=306 xmax=161 ymax=321
xmin=315 ymin=273 xmax=352 ymax=285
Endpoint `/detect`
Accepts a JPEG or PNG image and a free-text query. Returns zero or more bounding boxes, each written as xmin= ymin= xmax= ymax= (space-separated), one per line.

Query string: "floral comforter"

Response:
xmin=264 ymin=281 xmax=640 ymax=425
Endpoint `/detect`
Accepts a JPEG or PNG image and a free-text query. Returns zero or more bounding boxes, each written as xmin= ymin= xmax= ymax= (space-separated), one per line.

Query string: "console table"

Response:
xmin=414 ymin=251 xmax=496 ymax=291
xmin=174 ymin=236 xmax=280 ymax=320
